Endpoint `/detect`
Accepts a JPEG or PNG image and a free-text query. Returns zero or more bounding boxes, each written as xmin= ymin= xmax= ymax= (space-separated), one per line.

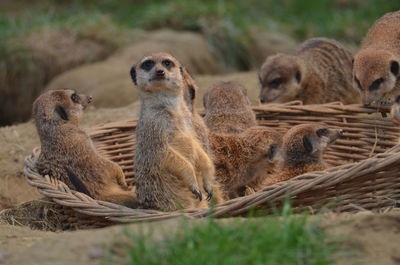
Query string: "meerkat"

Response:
xmin=130 ymin=52 xmax=219 ymax=211
xmin=33 ymin=89 xmax=138 ymax=208
xmin=353 ymin=11 xmax=400 ymax=106
xmin=256 ymin=124 xmax=343 ymax=189
xmin=390 ymin=95 xmax=400 ymax=123
xmin=258 ymin=37 xmax=360 ymax=104
xmin=209 ymin=126 xmax=282 ymax=199
xmin=203 ymin=81 xmax=257 ymax=134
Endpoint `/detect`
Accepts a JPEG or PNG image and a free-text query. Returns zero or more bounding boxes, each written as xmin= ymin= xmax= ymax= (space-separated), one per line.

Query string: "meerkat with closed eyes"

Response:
xmin=353 ymin=11 xmax=400 ymax=106
xmin=258 ymin=38 xmax=360 ymax=104
xmin=33 ymin=89 xmax=138 ymax=207
xmin=131 ymin=52 xmax=219 ymax=211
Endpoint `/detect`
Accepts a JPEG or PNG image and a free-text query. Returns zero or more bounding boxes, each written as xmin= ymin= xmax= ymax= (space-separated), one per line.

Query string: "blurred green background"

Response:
xmin=0 ymin=0 xmax=398 ymax=125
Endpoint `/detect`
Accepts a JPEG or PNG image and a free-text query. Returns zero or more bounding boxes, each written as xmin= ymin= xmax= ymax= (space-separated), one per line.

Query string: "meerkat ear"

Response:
xmin=130 ymin=65 xmax=137 ymax=85
xmin=303 ymin=135 xmax=314 ymax=153
xmin=54 ymin=105 xmax=69 ymax=121
xmin=390 ymin=61 xmax=399 ymax=76
xmin=295 ymin=70 xmax=301 ymax=83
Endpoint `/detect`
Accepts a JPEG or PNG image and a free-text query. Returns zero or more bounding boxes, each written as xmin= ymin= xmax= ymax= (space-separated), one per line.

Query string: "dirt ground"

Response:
xmin=0 ymin=212 xmax=399 ymax=265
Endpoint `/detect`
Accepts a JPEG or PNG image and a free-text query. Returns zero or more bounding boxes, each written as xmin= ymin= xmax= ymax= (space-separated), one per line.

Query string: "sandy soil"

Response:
xmin=0 ymin=212 xmax=399 ymax=265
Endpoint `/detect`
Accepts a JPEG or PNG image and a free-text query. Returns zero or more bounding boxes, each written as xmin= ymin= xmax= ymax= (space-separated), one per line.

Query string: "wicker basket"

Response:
xmin=22 ymin=101 xmax=400 ymax=229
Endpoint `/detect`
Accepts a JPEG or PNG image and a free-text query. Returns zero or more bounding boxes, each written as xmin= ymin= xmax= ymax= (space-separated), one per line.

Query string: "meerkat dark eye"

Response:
xmin=269 ymin=78 xmax=283 ymax=89
xmin=390 ymin=61 xmax=399 ymax=76
xmin=71 ymin=93 xmax=79 ymax=103
xmin=140 ymin=60 xmax=155 ymax=71
xmin=369 ymin=78 xmax=384 ymax=91
xmin=162 ymin=59 xmax=174 ymax=68
xmin=295 ymin=71 xmax=301 ymax=83
xmin=266 ymin=145 xmax=277 ymax=160
xmin=354 ymin=77 xmax=363 ymax=91
xmin=396 ymin=95 xmax=400 ymax=103
xmin=316 ymin=128 xmax=329 ymax=137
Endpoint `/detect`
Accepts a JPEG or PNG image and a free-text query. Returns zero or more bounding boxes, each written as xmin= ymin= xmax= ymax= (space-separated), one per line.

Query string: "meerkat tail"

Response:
xmin=101 ymin=193 xmax=139 ymax=209
xmin=65 ymin=167 xmax=93 ymax=197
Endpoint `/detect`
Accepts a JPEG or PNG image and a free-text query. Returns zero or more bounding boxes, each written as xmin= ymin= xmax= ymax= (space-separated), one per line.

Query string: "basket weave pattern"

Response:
xmin=23 ymin=102 xmax=400 ymax=228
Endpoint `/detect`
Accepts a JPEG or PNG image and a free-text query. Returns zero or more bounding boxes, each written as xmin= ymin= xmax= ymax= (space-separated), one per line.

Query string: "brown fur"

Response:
xmin=390 ymin=96 xmax=400 ymax=123
xmin=257 ymin=124 xmax=343 ymax=188
xmin=203 ymin=81 xmax=257 ymax=134
xmin=209 ymin=126 xmax=282 ymax=199
xmin=353 ymin=11 xmax=400 ymax=106
xmin=131 ymin=52 xmax=219 ymax=211
xmin=259 ymin=37 xmax=360 ymax=104
xmin=33 ymin=89 xmax=138 ymax=208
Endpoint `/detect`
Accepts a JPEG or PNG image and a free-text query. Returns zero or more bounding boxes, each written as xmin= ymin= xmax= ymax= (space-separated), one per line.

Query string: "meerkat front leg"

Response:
xmin=195 ymin=147 xmax=215 ymax=201
xmin=165 ymin=148 xmax=203 ymax=201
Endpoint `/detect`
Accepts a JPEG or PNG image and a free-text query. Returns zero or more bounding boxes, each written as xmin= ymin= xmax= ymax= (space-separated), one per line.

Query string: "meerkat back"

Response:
xmin=203 ymin=81 xmax=257 ymax=134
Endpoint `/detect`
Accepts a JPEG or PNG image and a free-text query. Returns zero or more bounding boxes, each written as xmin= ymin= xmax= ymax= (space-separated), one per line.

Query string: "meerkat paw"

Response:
xmin=189 ymin=185 xmax=203 ymax=201
xmin=204 ymin=185 xmax=213 ymax=201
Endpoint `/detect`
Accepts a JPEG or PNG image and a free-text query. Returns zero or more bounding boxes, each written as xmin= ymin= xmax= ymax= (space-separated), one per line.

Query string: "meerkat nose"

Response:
xmin=260 ymin=98 xmax=266 ymax=104
xmin=156 ymin=69 xmax=165 ymax=76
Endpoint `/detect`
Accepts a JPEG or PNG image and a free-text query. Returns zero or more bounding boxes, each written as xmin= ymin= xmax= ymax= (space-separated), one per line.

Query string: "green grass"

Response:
xmin=113 ymin=204 xmax=340 ymax=265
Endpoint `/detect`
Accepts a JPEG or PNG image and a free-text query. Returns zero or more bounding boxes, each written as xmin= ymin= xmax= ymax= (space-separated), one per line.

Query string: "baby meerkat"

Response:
xmin=258 ymin=124 xmax=343 ymax=188
xmin=259 ymin=37 xmax=360 ymax=104
xmin=203 ymin=81 xmax=257 ymax=134
xmin=33 ymin=89 xmax=138 ymax=207
xmin=209 ymin=126 xmax=282 ymax=199
xmin=131 ymin=52 xmax=218 ymax=211
xmin=353 ymin=11 xmax=400 ymax=106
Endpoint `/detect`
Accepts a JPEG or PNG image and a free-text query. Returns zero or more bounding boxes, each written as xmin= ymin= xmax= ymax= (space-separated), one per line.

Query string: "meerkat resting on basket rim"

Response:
xmin=353 ymin=11 xmax=400 ymax=106
xmin=258 ymin=37 xmax=359 ymax=104
xmin=33 ymin=89 xmax=138 ymax=208
xmin=131 ymin=52 xmax=221 ymax=211
xmin=253 ymin=124 xmax=343 ymax=190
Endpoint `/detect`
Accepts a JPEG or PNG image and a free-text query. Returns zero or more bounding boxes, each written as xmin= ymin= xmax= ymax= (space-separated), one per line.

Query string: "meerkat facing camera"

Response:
xmin=256 ymin=124 xmax=343 ymax=189
xmin=131 ymin=52 xmax=220 ymax=211
xmin=33 ymin=89 xmax=138 ymax=208
xmin=353 ymin=11 xmax=400 ymax=106
xmin=203 ymin=81 xmax=257 ymax=134
xmin=258 ymin=38 xmax=359 ymax=104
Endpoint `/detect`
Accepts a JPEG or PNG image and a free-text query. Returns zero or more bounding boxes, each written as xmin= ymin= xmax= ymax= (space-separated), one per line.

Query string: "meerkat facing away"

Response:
xmin=256 ymin=124 xmax=343 ymax=189
xmin=131 ymin=52 xmax=219 ymax=211
xmin=258 ymin=37 xmax=360 ymax=104
xmin=203 ymin=81 xmax=257 ymax=134
xmin=209 ymin=126 xmax=282 ymax=199
xmin=353 ymin=11 xmax=400 ymax=106
xmin=33 ymin=89 xmax=138 ymax=208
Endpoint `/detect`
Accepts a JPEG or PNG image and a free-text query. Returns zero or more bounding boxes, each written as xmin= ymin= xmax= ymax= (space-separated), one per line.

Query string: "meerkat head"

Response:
xmin=390 ymin=95 xmax=400 ymax=123
xmin=258 ymin=54 xmax=303 ymax=104
xmin=203 ymin=81 xmax=251 ymax=112
xmin=282 ymin=124 xmax=343 ymax=167
xmin=353 ymin=48 xmax=400 ymax=106
xmin=130 ymin=52 xmax=185 ymax=98
xmin=32 ymin=89 xmax=92 ymax=127
xmin=241 ymin=126 xmax=283 ymax=176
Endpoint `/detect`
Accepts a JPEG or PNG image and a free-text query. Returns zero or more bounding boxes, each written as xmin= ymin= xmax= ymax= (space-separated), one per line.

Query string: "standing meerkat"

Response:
xmin=353 ymin=11 xmax=400 ymax=106
xmin=209 ymin=126 xmax=282 ymax=199
xmin=256 ymin=124 xmax=343 ymax=189
xmin=130 ymin=52 xmax=219 ymax=211
xmin=33 ymin=89 xmax=138 ymax=207
xmin=258 ymin=37 xmax=360 ymax=104
xmin=203 ymin=81 xmax=257 ymax=134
